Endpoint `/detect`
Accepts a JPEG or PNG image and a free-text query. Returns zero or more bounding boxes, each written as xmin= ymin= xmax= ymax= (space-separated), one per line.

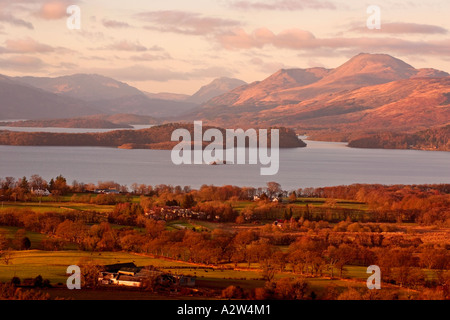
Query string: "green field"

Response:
xmin=0 ymin=250 xmax=371 ymax=292
xmin=0 ymin=195 xmax=425 ymax=300
xmin=166 ymin=220 xmax=204 ymax=231
xmin=0 ymin=202 xmax=114 ymax=214
xmin=0 ymin=251 xmax=194 ymax=284
xmin=0 ymin=249 xmax=419 ymax=300
xmin=0 ymin=226 xmax=49 ymax=250
xmin=0 ymin=250 xmax=273 ymax=283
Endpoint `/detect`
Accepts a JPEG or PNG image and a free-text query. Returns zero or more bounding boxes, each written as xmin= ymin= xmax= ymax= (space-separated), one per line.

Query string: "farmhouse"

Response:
xmin=99 ymin=263 xmax=196 ymax=288
xmin=94 ymin=188 xmax=121 ymax=194
xmin=113 ymin=274 xmax=142 ymax=288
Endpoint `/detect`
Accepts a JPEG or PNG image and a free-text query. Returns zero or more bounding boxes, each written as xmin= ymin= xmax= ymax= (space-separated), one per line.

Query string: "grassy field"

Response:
xmin=0 ymin=251 xmax=195 ymax=284
xmin=0 ymin=250 xmax=371 ymax=291
xmin=0 ymin=249 xmax=420 ymax=300
xmin=0 ymin=202 xmax=114 ymax=214
xmin=0 ymin=226 xmax=79 ymax=251
xmin=0 ymin=226 xmax=49 ymax=250
xmin=0 ymin=196 xmax=430 ymax=300
xmin=0 ymin=196 xmax=369 ymax=221
xmin=166 ymin=220 xmax=203 ymax=231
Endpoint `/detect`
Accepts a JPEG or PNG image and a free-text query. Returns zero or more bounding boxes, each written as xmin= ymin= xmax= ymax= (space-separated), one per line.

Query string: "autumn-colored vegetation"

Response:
xmin=348 ymin=125 xmax=450 ymax=151
xmin=0 ymin=175 xmax=449 ymax=300
xmin=0 ymin=123 xmax=305 ymax=149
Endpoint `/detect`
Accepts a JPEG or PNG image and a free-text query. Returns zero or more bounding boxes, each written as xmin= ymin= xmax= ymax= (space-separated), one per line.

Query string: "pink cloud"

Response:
xmin=216 ymin=27 xmax=450 ymax=56
xmin=0 ymin=37 xmax=54 ymax=54
xmin=0 ymin=55 xmax=46 ymax=71
xmin=227 ymin=0 xmax=336 ymax=10
xmin=218 ymin=28 xmax=276 ymax=49
xmin=37 ymin=0 xmax=74 ymax=20
xmin=137 ymin=10 xmax=241 ymax=35
xmin=0 ymin=1 xmax=35 ymax=29
xmin=350 ymin=22 xmax=448 ymax=34
xmin=102 ymin=19 xmax=131 ymax=29
xmin=130 ymin=52 xmax=172 ymax=61
xmin=107 ymin=40 xmax=148 ymax=52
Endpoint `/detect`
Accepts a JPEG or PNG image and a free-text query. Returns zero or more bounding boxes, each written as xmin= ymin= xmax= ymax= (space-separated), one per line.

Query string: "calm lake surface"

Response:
xmin=0 ymin=137 xmax=448 ymax=189
xmin=0 ymin=125 xmax=154 ymax=133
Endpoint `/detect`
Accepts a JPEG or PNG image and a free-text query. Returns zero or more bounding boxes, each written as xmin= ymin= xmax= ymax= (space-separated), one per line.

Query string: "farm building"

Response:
xmin=98 ymin=263 xmax=196 ymax=288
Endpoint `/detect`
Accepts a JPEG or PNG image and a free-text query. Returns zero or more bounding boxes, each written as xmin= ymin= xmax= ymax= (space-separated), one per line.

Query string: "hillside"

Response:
xmin=145 ymin=92 xmax=190 ymax=101
xmin=13 ymin=74 xmax=200 ymax=119
xmin=12 ymin=74 xmax=249 ymax=119
xmin=348 ymin=125 xmax=450 ymax=151
xmin=88 ymin=95 xmax=199 ymax=118
xmin=269 ymin=77 xmax=450 ymax=132
xmin=202 ymin=68 xmax=330 ymax=108
xmin=14 ymin=74 xmax=144 ymax=101
xmin=187 ymin=77 xmax=247 ymax=104
xmin=0 ymin=76 xmax=99 ymax=120
xmin=185 ymin=53 xmax=450 ymax=139
xmin=83 ymin=114 xmax=160 ymax=125
xmin=0 ymin=123 xmax=305 ymax=149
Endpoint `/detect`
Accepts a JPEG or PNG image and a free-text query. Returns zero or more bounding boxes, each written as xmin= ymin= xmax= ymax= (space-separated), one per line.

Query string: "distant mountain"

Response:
xmin=266 ymin=77 xmax=450 ymax=132
xmin=204 ymin=68 xmax=330 ymax=108
xmin=4 ymin=54 xmax=449 ymax=137
xmin=187 ymin=77 xmax=247 ymax=104
xmin=12 ymin=74 xmax=199 ymax=119
xmin=145 ymin=92 xmax=190 ymax=101
xmin=185 ymin=53 xmax=450 ymax=137
xmin=14 ymin=74 xmax=144 ymax=101
xmin=0 ymin=118 xmax=133 ymax=129
xmin=0 ymin=76 xmax=99 ymax=120
xmin=9 ymin=74 xmax=250 ymax=120
xmin=87 ymin=95 xmax=199 ymax=119
xmin=84 ymin=114 xmax=160 ymax=125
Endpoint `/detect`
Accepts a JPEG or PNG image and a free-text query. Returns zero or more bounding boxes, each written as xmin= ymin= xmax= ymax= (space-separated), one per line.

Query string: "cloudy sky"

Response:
xmin=1 ymin=0 xmax=450 ymax=94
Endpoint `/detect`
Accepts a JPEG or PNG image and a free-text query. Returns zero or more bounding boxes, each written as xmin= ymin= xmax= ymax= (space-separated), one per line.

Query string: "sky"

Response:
xmin=1 ymin=0 xmax=450 ymax=94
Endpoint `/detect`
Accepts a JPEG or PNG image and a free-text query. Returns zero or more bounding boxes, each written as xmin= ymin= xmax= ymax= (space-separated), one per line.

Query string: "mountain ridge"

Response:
xmin=184 ymin=53 xmax=450 ymax=138
xmin=187 ymin=77 xmax=247 ymax=104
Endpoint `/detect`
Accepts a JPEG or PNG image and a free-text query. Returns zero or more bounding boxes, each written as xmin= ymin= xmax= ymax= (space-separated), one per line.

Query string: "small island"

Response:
xmin=0 ymin=123 xmax=307 ymax=150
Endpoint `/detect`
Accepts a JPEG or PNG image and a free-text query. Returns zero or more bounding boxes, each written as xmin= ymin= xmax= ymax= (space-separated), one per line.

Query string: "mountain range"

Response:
xmin=1 ymin=53 xmax=449 ymax=144
xmin=185 ymin=53 xmax=450 ymax=140
xmin=186 ymin=77 xmax=247 ymax=104
xmin=0 ymin=75 xmax=99 ymax=120
xmin=0 ymin=74 xmax=246 ymax=120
